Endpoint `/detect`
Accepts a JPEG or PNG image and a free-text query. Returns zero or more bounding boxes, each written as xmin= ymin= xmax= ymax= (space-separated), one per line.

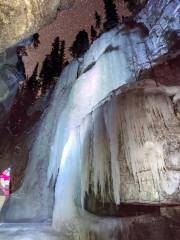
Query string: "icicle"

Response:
xmin=53 ymin=129 xmax=81 ymax=229
xmin=79 ymin=114 xmax=93 ymax=208
xmin=103 ymin=97 xmax=121 ymax=204
xmin=91 ymin=107 xmax=111 ymax=201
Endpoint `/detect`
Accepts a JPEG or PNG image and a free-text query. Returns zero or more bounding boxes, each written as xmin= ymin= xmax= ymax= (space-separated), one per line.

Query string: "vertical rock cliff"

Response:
xmin=0 ymin=0 xmax=77 ymax=53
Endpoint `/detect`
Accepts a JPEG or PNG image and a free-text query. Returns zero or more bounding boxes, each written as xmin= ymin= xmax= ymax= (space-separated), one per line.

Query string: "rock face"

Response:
xmin=0 ymin=0 xmax=76 ymax=53
xmin=0 ymin=65 xmax=19 ymax=125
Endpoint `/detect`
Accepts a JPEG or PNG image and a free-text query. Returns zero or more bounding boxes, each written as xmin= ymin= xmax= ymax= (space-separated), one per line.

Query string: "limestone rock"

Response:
xmin=0 ymin=0 xmax=75 ymax=53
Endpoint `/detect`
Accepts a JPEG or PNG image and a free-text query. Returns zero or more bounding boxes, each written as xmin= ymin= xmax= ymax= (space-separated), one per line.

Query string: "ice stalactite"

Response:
xmin=86 ymin=82 xmax=180 ymax=205
xmin=79 ymin=99 xmax=121 ymax=207
xmin=53 ymin=80 xmax=180 ymax=239
xmin=48 ymin=0 xmax=179 ymax=197
xmin=79 ymin=115 xmax=93 ymax=209
xmin=53 ymin=129 xmax=81 ymax=230
xmin=91 ymin=108 xmax=111 ymax=201
xmin=103 ymin=98 xmax=121 ymax=204
xmin=63 ymin=81 xmax=180 ymax=205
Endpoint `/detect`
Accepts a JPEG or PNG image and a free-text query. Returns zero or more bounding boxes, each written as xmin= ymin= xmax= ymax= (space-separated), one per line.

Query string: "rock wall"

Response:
xmin=0 ymin=65 xmax=19 ymax=126
xmin=0 ymin=0 xmax=77 ymax=53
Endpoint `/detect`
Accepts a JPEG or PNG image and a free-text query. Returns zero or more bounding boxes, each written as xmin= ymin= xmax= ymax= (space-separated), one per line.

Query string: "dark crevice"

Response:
xmin=82 ymin=61 xmax=96 ymax=74
xmin=104 ymin=45 xmax=119 ymax=54
xmin=169 ymin=96 xmax=180 ymax=121
xmin=85 ymin=197 xmax=161 ymax=217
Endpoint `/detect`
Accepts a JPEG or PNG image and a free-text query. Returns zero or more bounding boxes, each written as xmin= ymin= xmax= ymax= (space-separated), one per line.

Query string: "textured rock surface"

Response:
xmin=0 ymin=65 xmax=19 ymax=126
xmin=0 ymin=0 xmax=77 ymax=53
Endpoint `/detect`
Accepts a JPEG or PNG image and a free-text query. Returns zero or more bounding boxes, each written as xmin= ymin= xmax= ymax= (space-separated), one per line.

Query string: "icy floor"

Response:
xmin=0 ymin=223 xmax=63 ymax=240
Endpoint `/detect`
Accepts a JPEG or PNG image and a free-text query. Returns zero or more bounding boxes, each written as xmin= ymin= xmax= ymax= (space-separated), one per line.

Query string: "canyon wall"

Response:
xmin=0 ymin=0 xmax=79 ymax=53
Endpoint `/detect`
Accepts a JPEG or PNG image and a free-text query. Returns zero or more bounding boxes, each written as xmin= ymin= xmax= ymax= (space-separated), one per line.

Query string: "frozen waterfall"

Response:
xmin=1 ymin=1 xmax=179 ymax=239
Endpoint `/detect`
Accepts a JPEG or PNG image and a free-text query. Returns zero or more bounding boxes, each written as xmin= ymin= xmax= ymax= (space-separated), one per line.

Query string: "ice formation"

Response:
xmin=51 ymin=0 xmax=180 ymax=237
xmin=1 ymin=0 xmax=179 ymax=239
xmin=53 ymin=81 xmax=180 ymax=239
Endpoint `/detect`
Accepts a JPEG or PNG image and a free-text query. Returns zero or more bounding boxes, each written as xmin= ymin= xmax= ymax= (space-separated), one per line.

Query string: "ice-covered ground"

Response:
xmin=0 ymin=224 xmax=61 ymax=240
